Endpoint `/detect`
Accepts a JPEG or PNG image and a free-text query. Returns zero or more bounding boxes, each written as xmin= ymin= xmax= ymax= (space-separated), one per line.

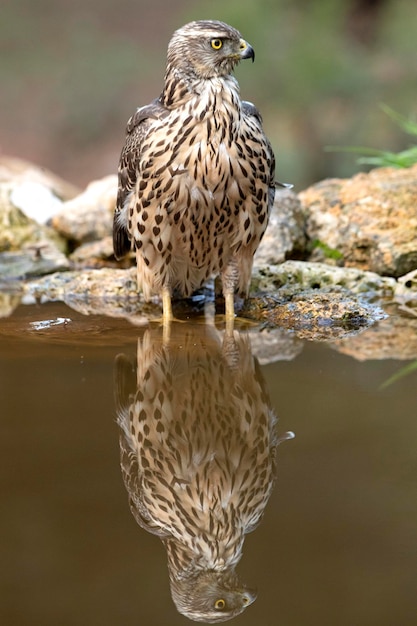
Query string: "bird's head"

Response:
xmin=169 ymin=568 xmax=257 ymax=623
xmin=166 ymin=20 xmax=255 ymax=80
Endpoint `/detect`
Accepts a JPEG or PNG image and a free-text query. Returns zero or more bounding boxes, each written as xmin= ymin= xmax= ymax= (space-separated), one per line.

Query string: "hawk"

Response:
xmin=113 ymin=20 xmax=276 ymax=322
xmin=114 ymin=325 xmax=294 ymax=622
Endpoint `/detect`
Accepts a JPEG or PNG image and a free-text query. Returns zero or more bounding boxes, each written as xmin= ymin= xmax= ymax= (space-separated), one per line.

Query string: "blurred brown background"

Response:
xmin=1 ymin=0 xmax=416 ymax=190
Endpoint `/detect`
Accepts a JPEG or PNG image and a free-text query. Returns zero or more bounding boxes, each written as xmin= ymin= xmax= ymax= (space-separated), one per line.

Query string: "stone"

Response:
xmin=69 ymin=236 xmax=125 ymax=269
xmin=251 ymin=260 xmax=397 ymax=298
xmin=0 ymin=245 xmax=69 ymax=282
xmin=10 ymin=181 xmax=64 ymax=225
xmin=0 ymin=156 xmax=78 ymax=226
xmin=51 ymin=175 xmax=117 ymax=243
xmin=248 ymin=328 xmax=304 ymax=364
xmin=23 ymin=268 xmax=157 ymax=323
xmin=393 ymin=268 xmax=417 ymax=317
xmin=0 ymin=185 xmax=69 ymax=282
xmin=20 ymin=261 xmax=387 ymax=341
xmin=243 ymin=288 xmax=386 ymax=341
xmin=299 ymin=163 xmax=417 ymax=277
xmin=0 ymin=184 xmax=64 ymax=252
xmin=332 ymin=309 xmax=417 ymax=361
xmin=2 ymin=156 xmax=417 ymax=352
xmin=254 ymin=188 xmax=306 ymax=265
xmin=25 ymin=267 xmax=137 ymax=301
xmin=0 ymin=156 xmax=79 ymax=204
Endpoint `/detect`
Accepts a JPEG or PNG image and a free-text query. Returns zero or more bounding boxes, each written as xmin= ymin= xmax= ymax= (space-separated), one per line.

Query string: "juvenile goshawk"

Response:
xmin=113 ymin=20 xmax=276 ymax=322
xmin=115 ymin=325 xmax=294 ymax=622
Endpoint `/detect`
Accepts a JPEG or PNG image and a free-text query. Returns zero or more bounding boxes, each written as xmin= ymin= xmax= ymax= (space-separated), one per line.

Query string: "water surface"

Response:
xmin=1 ymin=302 xmax=416 ymax=625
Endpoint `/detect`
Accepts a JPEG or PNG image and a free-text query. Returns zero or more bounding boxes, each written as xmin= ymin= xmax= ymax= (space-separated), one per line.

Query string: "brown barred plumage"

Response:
xmin=114 ymin=325 xmax=294 ymax=622
xmin=113 ymin=20 xmax=276 ymax=322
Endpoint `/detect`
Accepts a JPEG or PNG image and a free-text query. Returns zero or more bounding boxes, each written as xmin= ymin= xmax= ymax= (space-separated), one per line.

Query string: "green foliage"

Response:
xmin=381 ymin=104 xmax=417 ymax=136
xmin=310 ymin=239 xmax=344 ymax=261
xmin=326 ymin=105 xmax=417 ymax=168
xmin=380 ymin=360 xmax=417 ymax=390
xmin=2 ymin=0 xmax=417 ymax=185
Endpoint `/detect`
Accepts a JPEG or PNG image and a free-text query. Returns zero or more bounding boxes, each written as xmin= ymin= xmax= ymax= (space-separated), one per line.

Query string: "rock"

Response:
xmin=25 ymin=267 xmax=137 ymax=301
xmin=0 ymin=156 xmax=79 ymax=204
xmin=242 ymin=288 xmax=386 ymax=341
xmin=0 ymin=182 xmax=69 ymax=281
xmin=394 ymin=268 xmax=417 ymax=316
xmin=10 ymin=181 xmax=64 ymax=225
xmin=251 ymin=260 xmax=397 ymax=298
xmin=331 ymin=309 xmax=417 ymax=361
xmin=2 ymin=156 xmax=417 ymax=351
xmin=0 ymin=156 xmax=78 ymax=225
xmin=254 ymin=188 xmax=306 ymax=265
xmin=0 ymin=158 xmax=73 ymax=281
xmin=51 ymin=175 xmax=117 ymax=243
xmin=248 ymin=328 xmax=303 ymax=364
xmin=0 ymin=244 xmax=69 ymax=282
xmin=0 ymin=184 xmax=61 ymax=251
xmin=24 ymin=267 xmax=157 ymax=323
xmin=69 ymin=236 xmax=128 ymax=269
xmin=300 ymin=163 xmax=417 ymax=277
xmin=21 ymin=261 xmax=386 ymax=341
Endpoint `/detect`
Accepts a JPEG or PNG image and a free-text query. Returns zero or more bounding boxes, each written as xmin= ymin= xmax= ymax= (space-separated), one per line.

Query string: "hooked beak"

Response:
xmin=239 ymin=39 xmax=255 ymax=62
xmin=241 ymin=588 xmax=258 ymax=606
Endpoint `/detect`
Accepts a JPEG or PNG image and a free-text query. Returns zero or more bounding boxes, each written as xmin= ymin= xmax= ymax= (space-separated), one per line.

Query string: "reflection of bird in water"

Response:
xmin=114 ymin=324 xmax=293 ymax=622
xmin=113 ymin=20 xmax=277 ymax=323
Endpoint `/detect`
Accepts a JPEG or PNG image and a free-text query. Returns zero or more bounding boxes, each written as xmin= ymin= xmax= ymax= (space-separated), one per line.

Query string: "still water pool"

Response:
xmin=1 ymin=301 xmax=416 ymax=625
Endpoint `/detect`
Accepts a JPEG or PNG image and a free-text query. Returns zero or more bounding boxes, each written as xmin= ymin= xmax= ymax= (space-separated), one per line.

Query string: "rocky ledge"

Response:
xmin=1 ymin=157 xmax=417 ymax=354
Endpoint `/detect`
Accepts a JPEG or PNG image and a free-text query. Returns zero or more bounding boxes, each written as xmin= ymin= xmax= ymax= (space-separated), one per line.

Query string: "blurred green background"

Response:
xmin=1 ymin=0 xmax=416 ymax=190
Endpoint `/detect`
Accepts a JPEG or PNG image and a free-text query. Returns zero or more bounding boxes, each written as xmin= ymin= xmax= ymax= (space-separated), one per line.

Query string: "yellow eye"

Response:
xmin=211 ymin=38 xmax=223 ymax=50
xmin=214 ymin=599 xmax=226 ymax=610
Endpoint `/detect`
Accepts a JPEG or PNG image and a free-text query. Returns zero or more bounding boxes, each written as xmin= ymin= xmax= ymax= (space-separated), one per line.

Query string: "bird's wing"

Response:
xmin=113 ymin=98 xmax=169 ymax=259
xmin=241 ymin=100 xmax=292 ymax=192
xmin=114 ymin=353 xmax=171 ymax=538
xmin=242 ymin=99 xmax=275 ymax=194
xmin=241 ymin=100 xmax=264 ymax=127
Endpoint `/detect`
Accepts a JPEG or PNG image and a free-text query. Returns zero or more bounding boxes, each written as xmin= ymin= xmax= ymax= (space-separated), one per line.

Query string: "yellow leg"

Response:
xmin=224 ymin=292 xmax=235 ymax=320
xmin=153 ymin=287 xmax=185 ymax=337
xmin=161 ymin=287 xmax=173 ymax=343
xmin=224 ymin=292 xmax=235 ymax=333
xmin=162 ymin=286 xmax=173 ymax=324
